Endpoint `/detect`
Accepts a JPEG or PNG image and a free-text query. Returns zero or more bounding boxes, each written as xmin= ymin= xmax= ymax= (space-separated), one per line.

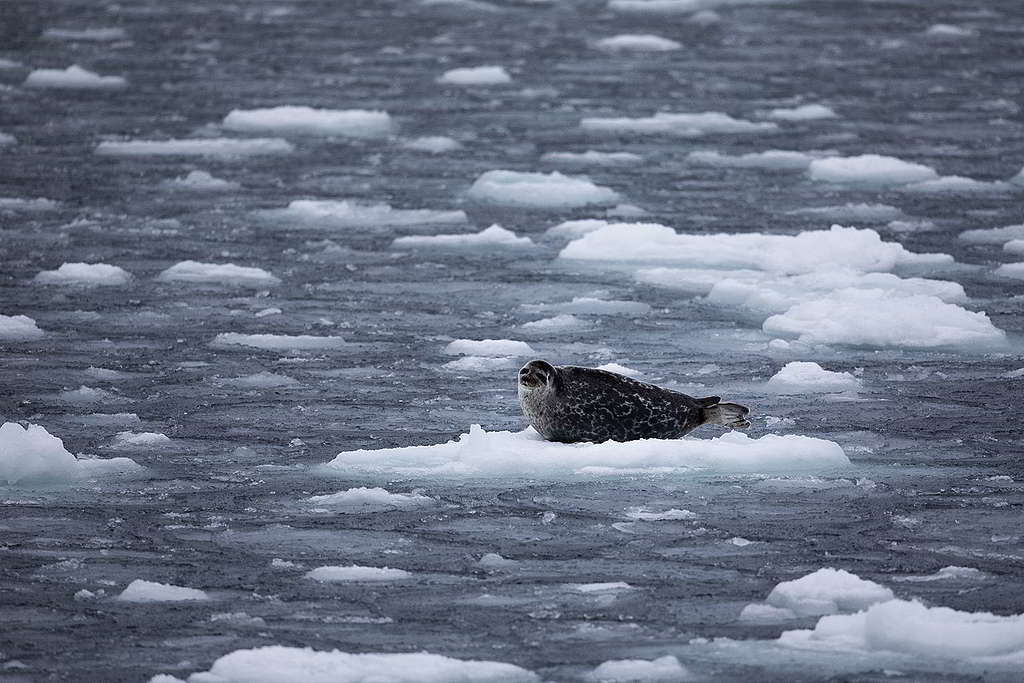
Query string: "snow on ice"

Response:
xmin=466 ymin=170 xmax=619 ymax=208
xmin=223 ymin=106 xmax=392 ymax=138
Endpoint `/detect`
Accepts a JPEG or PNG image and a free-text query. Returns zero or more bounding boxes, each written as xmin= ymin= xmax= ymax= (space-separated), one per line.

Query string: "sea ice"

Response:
xmin=156 ymin=261 xmax=281 ymax=287
xmin=466 ymin=170 xmax=619 ymax=208
xmin=581 ymin=111 xmax=776 ymax=136
xmin=96 ymin=138 xmax=294 ymax=158
xmin=1004 ymin=240 xmax=1024 ymax=256
xmin=0 ymin=197 xmax=60 ymax=211
xmin=541 ymin=150 xmax=644 ymax=166
xmin=0 ymin=422 xmax=140 ymax=485
xmin=959 ymin=224 xmax=1024 ymax=244
xmin=43 ymin=27 xmax=126 ymax=41
xmin=443 ymin=339 xmax=536 ymax=357
xmin=994 ymin=263 xmax=1024 ymax=280
xmin=687 ymin=150 xmax=821 ymax=171
xmin=305 ymin=487 xmax=433 ymax=511
xmin=788 ymin=203 xmax=904 ymax=222
xmin=522 ymin=296 xmax=651 ymax=315
xmin=58 ymin=386 xmax=126 ymax=403
xmin=221 ymin=372 xmax=299 ymax=389
xmin=751 ymin=568 xmax=894 ymax=619
xmin=895 ymin=566 xmax=986 ymax=583
xmin=437 ymin=65 xmax=512 ymax=85
xmin=765 ymin=104 xmax=836 ymax=121
xmin=0 ymin=132 xmax=16 ymax=146
xmin=0 ymin=314 xmax=45 ymax=341
xmin=211 ymin=333 xmax=347 ymax=351
xmin=587 ymin=655 xmax=690 ymax=682
xmin=925 ymin=23 xmax=976 ymax=39
xmin=223 ymin=107 xmax=392 ymax=138
xmin=305 ymin=565 xmax=412 ymax=582
xmin=266 ymin=199 xmax=466 ymax=227
xmin=162 ymin=170 xmax=239 ymax=191
xmin=766 ymin=362 xmax=862 ymax=393
xmin=623 ymin=507 xmax=697 ymax=520
xmin=109 ymin=431 xmax=172 ymax=448
xmin=520 ymin=314 xmax=586 ymax=333
xmin=904 ymin=175 xmax=1015 ymax=194
xmin=403 ymin=136 xmax=462 ymax=153
xmin=808 ymin=155 xmax=939 ymax=186
xmin=117 ymin=579 xmax=209 ymax=602
xmin=24 ymin=65 xmax=126 ymax=89
xmin=546 ymin=219 xmax=614 ymax=239
xmin=393 ymin=225 xmax=533 ymax=248
xmin=442 ymin=356 xmax=518 ymax=372
xmin=33 ymin=262 xmax=132 ymax=286
xmin=594 ymin=34 xmax=682 ymax=51
xmin=609 ymin=0 xmax=778 ymax=12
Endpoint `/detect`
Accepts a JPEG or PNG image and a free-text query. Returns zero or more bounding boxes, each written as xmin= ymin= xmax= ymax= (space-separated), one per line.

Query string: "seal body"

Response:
xmin=518 ymin=360 xmax=750 ymax=443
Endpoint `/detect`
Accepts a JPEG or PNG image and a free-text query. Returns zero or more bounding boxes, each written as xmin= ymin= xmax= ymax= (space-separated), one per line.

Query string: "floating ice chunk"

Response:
xmin=156 ymin=261 xmax=280 ymax=287
xmin=788 ymin=203 xmax=904 ymax=222
xmin=24 ymin=64 xmax=126 ymax=89
xmin=764 ymin=568 xmax=894 ymax=618
xmin=778 ymin=598 xmax=1024 ymax=660
xmin=904 ymin=175 xmax=1015 ymax=194
xmin=595 ymin=362 xmax=641 ymax=377
xmin=0 ymin=197 xmax=60 ymax=211
xmin=763 ymin=289 xmax=1007 ymax=350
xmin=1004 ymin=240 xmax=1024 ymax=256
xmin=925 ymin=24 xmax=976 ymax=38
xmin=211 ymin=333 xmax=347 ymax=351
xmin=222 ymin=372 xmax=299 ymax=388
xmin=402 ymin=136 xmax=462 ymax=153
xmin=110 ymin=431 xmax=172 ymax=448
xmin=437 ymin=65 xmax=512 ymax=85
xmin=765 ymin=104 xmax=836 ymax=121
xmin=624 ymin=507 xmax=697 ymax=520
xmin=267 ymin=199 xmax=466 ymax=227
xmin=886 ymin=219 xmax=937 ymax=233
xmin=306 ymin=565 xmax=412 ymax=582
xmin=582 ymin=111 xmax=776 ymax=137
xmin=541 ymin=150 xmax=644 ymax=166
xmin=766 ymin=362 xmax=861 ymax=393
xmin=96 ymin=138 xmax=293 ymax=158
xmin=520 ymin=314 xmax=586 ymax=332
xmin=546 ymin=219 xmax=614 ymax=239
xmin=0 ymin=423 xmax=140 ymax=485
xmin=467 ymin=170 xmax=619 ymax=208
xmin=33 ymin=262 xmax=132 ymax=286
xmin=153 ymin=645 xmax=539 ymax=683
xmin=43 ymin=27 xmax=127 ymax=41
xmin=305 ymin=487 xmax=433 ymax=511
xmin=478 ymin=553 xmax=519 ymax=570
xmin=994 ymin=263 xmax=1024 ymax=280
xmin=117 ymin=579 xmax=209 ymax=602
xmin=808 ymin=155 xmax=939 ymax=186
xmin=1004 ymin=368 xmax=1024 ymax=379
xmin=959 ymin=224 xmax=1024 ymax=244
xmin=323 ymin=425 xmax=849 ymax=478
xmin=0 ymin=314 xmax=45 ymax=341
xmin=561 ymin=224 xmax=951 ymax=274
xmin=0 ymin=132 xmax=16 ymax=146
xmin=393 ymin=224 xmax=533 ymax=249
xmin=572 ymin=582 xmax=633 ymax=593
xmin=223 ymin=107 xmax=392 ymax=138
xmin=523 ymin=296 xmax=651 ymax=315
xmin=444 ymin=339 xmax=536 ymax=357
xmin=162 ymin=170 xmax=239 ymax=192
xmin=594 ymin=34 xmax=682 ymax=51
xmin=895 ymin=566 xmax=986 ymax=583
xmin=442 ymin=356 xmax=518 ymax=372
xmin=85 ymin=367 xmax=130 ymax=381
xmin=687 ymin=150 xmax=820 ymax=171
xmin=587 ymin=655 xmax=690 ymax=682
xmin=59 ymin=386 xmax=126 ymax=403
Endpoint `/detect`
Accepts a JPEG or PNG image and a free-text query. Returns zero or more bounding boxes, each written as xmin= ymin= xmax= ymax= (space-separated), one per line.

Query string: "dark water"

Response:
xmin=2 ymin=0 xmax=1024 ymax=681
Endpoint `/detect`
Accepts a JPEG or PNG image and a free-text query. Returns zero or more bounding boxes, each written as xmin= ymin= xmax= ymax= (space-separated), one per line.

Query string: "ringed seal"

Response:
xmin=518 ymin=360 xmax=750 ymax=443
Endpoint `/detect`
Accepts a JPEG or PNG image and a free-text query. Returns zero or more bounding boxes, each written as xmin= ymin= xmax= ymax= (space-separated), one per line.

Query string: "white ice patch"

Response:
xmin=623 ymin=507 xmax=697 ymax=521
xmin=581 ymin=111 xmax=777 ymax=137
xmin=766 ymin=362 xmax=862 ymax=393
xmin=437 ymin=65 xmax=512 ymax=85
xmin=109 ymin=431 xmax=172 ymax=448
xmin=994 ymin=263 xmax=1024 ymax=280
xmin=266 ymin=199 xmax=466 ymax=227
xmin=764 ymin=104 xmax=836 ymax=121
xmin=587 ymin=655 xmax=690 ymax=682
xmin=595 ymin=362 xmax=642 ymax=378
xmin=959 ymin=224 xmax=1024 ymax=244
xmin=33 ymin=263 xmax=132 ymax=286
xmin=402 ymin=136 xmax=462 ymax=153
xmin=594 ymin=34 xmax=682 ymax=51
xmin=444 ymin=339 xmax=536 ymax=357
xmin=742 ymin=568 xmax=894 ymax=621
xmin=541 ymin=150 xmax=644 ymax=166
xmin=522 ymin=296 xmax=651 ymax=316
xmin=305 ymin=565 xmax=412 ymax=582
xmin=687 ymin=150 xmax=823 ymax=171
xmin=1003 ymin=240 xmax=1024 ymax=256
xmin=149 ymin=646 xmax=539 ymax=683
xmin=0 ymin=314 xmax=45 ymax=341
xmin=442 ymin=356 xmax=519 ymax=372
xmin=0 ymin=422 xmax=140 ymax=485
xmin=43 ymin=27 xmax=127 ymax=41
xmin=223 ymin=106 xmax=392 ymax=138
xmin=221 ymin=372 xmax=299 ymax=389
xmin=925 ymin=23 xmax=976 ymax=39
xmin=808 ymin=154 xmax=939 ymax=186
xmin=156 ymin=261 xmax=280 ymax=287
xmin=304 ymin=487 xmax=433 ymax=512
xmin=117 ymin=579 xmax=209 ymax=603
xmin=24 ymin=65 xmax=126 ymax=89
xmin=520 ymin=314 xmax=586 ymax=333
xmin=211 ymin=333 xmax=347 ymax=351
xmin=96 ymin=138 xmax=293 ymax=158
xmin=467 ymin=170 xmax=619 ymax=208
xmin=322 ymin=425 xmax=849 ymax=478
xmin=904 ymin=176 xmax=1017 ymax=194
xmin=58 ymin=386 xmax=126 ymax=403
xmin=162 ymin=170 xmax=239 ymax=192
xmin=393 ymin=224 xmax=533 ymax=249
xmin=894 ymin=566 xmax=986 ymax=583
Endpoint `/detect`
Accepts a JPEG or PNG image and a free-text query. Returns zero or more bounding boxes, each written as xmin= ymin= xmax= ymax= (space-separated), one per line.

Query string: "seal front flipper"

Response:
xmin=702 ymin=399 xmax=751 ymax=429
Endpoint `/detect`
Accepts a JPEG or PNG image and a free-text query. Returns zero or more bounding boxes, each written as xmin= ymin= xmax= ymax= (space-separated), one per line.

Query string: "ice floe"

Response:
xmin=766 ymin=362 xmax=862 ymax=393
xmin=444 ymin=339 xmax=536 ymax=357
xmin=466 ymin=170 xmax=619 ymax=208
xmin=304 ymin=487 xmax=433 ymax=512
xmin=995 ymin=263 xmax=1024 ymax=280
xmin=623 ymin=507 xmax=696 ymax=521
xmin=520 ymin=314 xmax=586 ymax=333
xmin=594 ymin=34 xmax=682 ymax=51
xmin=223 ymin=106 xmax=392 ymax=138
xmin=437 ymin=65 xmax=512 ymax=85
xmin=609 ymin=0 xmax=775 ymax=13
xmin=33 ymin=262 xmax=132 ymax=286
xmin=402 ymin=136 xmax=462 ymax=153
xmin=162 ymin=170 xmax=239 ymax=191
xmin=117 ymin=579 xmax=209 ymax=602
xmin=808 ymin=154 xmax=939 ymax=186
xmin=904 ymin=175 xmax=1016 ymax=194
xmin=0 ymin=132 xmax=17 ymax=146
xmin=43 ymin=27 xmax=127 ymax=41
xmin=0 ymin=197 xmax=61 ymax=211
xmin=96 ymin=138 xmax=294 ymax=158
xmin=740 ymin=568 xmax=894 ymax=622
xmin=0 ymin=314 xmax=46 ymax=341
xmin=764 ymin=104 xmax=836 ymax=121
xmin=595 ymin=362 xmax=642 ymax=378
xmin=959 ymin=224 xmax=1024 ymax=244
xmin=587 ymin=655 xmax=690 ymax=682
xmin=221 ymin=372 xmax=299 ymax=389
xmin=582 ymin=111 xmax=777 ymax=137
xmin=541 ymin=150 xmax=644 ymax=166
xmin=546 ymin=219 xmax=615 ymax=239
xmin=24 ymin=65 xmax=126 ymax=89
xmin=925 ymin=23 xmax=976 ymax=39
xmin=323 ymin=425 xmax=849 ymax=478
xmin=109 ymin=431 xmax=172 ymax=449
xmin=1004 ymin=240 xmax=1024 ymax=256
xmin=0 ymin=422 xmax=141 ymax=485
xmin=265 ymin=199 xmax=466 ymax=227
xmin=442 ymin=356 xmax=519 ymax=372
xmin=393 ymin=224 xmax=533 ymax=249
xmin=894 ymin=566 xmax=986 ymax=583
xmin=787 ymin=203 xmax=904 ymax=222
xmin=522 ymin=296 xmax=651 ymax=315
xmin=306 ymin=565 xmax=412 ymax=582
xmin=211 ymin=333 xmax=347 ymax=351
xmin=687 ymin=150 xmax=824 ymax=171
xmin=156 ymin=261 xmax=280 ymax=287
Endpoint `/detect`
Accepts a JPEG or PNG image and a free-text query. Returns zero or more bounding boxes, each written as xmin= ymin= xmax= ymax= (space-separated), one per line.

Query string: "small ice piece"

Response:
xmin=467 ymin=170 xmax=619 ymax=209
xmin=1004 ymin=368 xmax=1024 ymax=379
xmin=607 ymin=204 xmax=647 ymax=218
xmin=442 ymin=356 xmax=518 ymax=372
xmin=595 ymin=363 xmax=641 ymax=378
xmin=541 ymin=150 xmax=644 ymax=166
xmin=766 ymin=362 xmax=861 ymax=393
xmin=268 ymin=199 xmax=466 ymax=227
xmin=223 ymin=106 xmax=392 ymax=138
xmin=152 ymin=646 xmax=539 ymax=683
xmin=156 ymin=261 xmax=280 ymax=287
xmin=0 ymin=422 xmax=133 ymax=484
xmin=0 ymin=132 xmax=16 ymax=146
xmin=959 ymin=224 xmax=1024 ymax=244
xmin=24 ymin=64 xmax=126 ymax=89
xmin=763 ymin=568 xmax=894 ymax=618
xmin=925 ymin=23 xmax=976 ymax=39
xmin=211 ymin=333 xmax=347 ymax=351
xmin=162 ymin=170 xmax=239 ymax=192
xmin=59 ymin=386 xmax=125 ymax=403
xmin=765 ymin=104 xmax=837 ymax=121
xmin=437 ymin=65 xmax=512 ymax=85
xmin=443 ymin=339 xmax=536 ymax=357
xmin=904 ymin=176 xmax=1015 ymax=194
xmin=95 ymin=138 xmax=294 ymax=158
xmin=0 ymin=197 xmax=60 ymax=211
xmin=305 ymin=565 xmax=412 ymax=582
xmin=624 ymin=507 xmax=697 ymax=521
xmin=271 ymin=558 xmax=299 ymax=569
xmin=896 ymin=566 xmax=986 ymax=583
xmin=1003 ymin=240 xmax=1024 ymax=256
xmin=393 ymin=224 xmax=533 ymax=249
xmin=222 ymin=372 xmax=299 ymax=389
xmin=0 ymin=314 xmax=45 ymax=341
xmin=808 ymin=154 xmax=939 ymax=186
xmin=994 ymin=263 xmax=1024 ymax=280
xmin=587 ymin=655 xmax=690 ymax=682
xmin=477 ymin=553 xmax=519 ymax=570
xmin=687 ymin=150 xmax=819 ymax=171
xmin=520 ymin=314 xmax=586 ymax=332
xmin=33 ymin=263 xmax=132 ymax=286
xmin=788 ymin=203 xmax=904 ymax=222
xmin=690 ymin=9 xmax=720 ymax=24
xmin=109 ymin=431 xmax=172 ymax=448
xmin=304 ymin=487 xmax=433 ymax=511
xmin=594 ymin=34 xmax=682 ymax=51
xmin=85 ymin=367 xmax=128 ymax=381
xmin=582 ymin=111 xmax=776 ymax=136
xmin=116 ymin=579 xmax=209 ymax=602
xmin=209 ymin=612 xmax=266 ymax=626
xmin=523 ymin=297 xmax=651 ymax=315
xmin=729 ymin=537 xmax=752 ymax=546
xmin=402 ymin=136 xmax=461 ymax=153
xmin=42 ymin=27 xmax=127 ymax=41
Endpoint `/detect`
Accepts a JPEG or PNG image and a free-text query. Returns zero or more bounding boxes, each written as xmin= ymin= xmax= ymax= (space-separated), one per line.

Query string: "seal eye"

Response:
xmin=519 ymin=367 xmax=529 ymax=376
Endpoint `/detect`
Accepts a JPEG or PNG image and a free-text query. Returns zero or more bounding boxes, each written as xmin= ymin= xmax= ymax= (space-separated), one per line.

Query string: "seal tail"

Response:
xmin=700 ymin=398 xmax=751 ymax=430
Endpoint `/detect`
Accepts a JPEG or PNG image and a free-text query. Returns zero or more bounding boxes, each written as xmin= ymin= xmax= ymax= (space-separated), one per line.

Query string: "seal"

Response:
xmin=518 ymin=360 xmax=750 ymax=443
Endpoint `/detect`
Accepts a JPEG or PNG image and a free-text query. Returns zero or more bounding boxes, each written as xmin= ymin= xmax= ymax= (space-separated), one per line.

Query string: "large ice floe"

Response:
xmin=0 ymin=422 xmax=141 ymax=485
xmin=222 ymin=106 xmax=392 ymax=138
xmin=959 ymin=224 xmax=1024 ymax=244
xmin=263 ymin=199 xmax=467 ymax=227
xmin=322 ymin=425 xmax=848 ymax=478
xmin=156 ymin=261 xmax=280 ymax=287
xmin=562 ymin=223 xmax=1005 ymax=351
xmin=24 ymin=64 xmax=126 ymax=89
xmin=149 ymin=646 xmax=539 ymax=683
xmin=466 ymin=170 xmax=619 ymax=208
xmin=306 ymin=565 xmax=412 ymax=582
xmin=393 ymin=225 xmax=533 ymax=249
xmin=581 ymin=111 xmax=776 ymax=136
xmin=96 ymin=138 xmax=294 ymax=158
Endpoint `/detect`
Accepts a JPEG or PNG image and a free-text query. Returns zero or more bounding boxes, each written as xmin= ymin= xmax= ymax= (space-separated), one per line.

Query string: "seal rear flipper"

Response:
xmin=703 ymin=401 xmax=751 ymax=429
